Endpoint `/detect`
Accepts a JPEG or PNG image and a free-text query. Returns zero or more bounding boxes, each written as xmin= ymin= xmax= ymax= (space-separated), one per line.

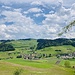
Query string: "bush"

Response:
xmin=16 ymin=55 xmax=22 ymax=58
xmin=0 ymin=58 xmax=1 ymax=60
xmin=13 ymin=69 xmax=23 ymax=75
xmin=64 ymin=60 xmax=71 ymax=68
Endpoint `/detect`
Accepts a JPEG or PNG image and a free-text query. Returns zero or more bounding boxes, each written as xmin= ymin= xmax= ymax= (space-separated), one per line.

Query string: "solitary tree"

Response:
xmin=64 ymin=60 xmax=71 ymax=68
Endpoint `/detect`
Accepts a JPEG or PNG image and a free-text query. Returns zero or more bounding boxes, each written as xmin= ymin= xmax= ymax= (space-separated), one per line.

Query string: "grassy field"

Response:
xmin=36 ymin=45 xmax=75 ymax=56
xmin=0 ymin=39 xmax=75 ymax=75
xmin=0 ymin=58 xmax=75 ymax=75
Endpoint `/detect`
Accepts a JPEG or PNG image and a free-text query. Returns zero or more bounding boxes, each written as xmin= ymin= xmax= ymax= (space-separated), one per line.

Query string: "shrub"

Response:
xmin=16 ymin=55 xmax=22 ymax=58
xmin=13 ymin=69 xmax=23 ymax=75
xmin=49 ymin=54 xmax=51 ymax=57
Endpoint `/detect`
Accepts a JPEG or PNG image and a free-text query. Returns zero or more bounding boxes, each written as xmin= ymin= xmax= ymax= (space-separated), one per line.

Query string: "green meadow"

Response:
xmin=0 ymin=58 xmax=75 ymax=75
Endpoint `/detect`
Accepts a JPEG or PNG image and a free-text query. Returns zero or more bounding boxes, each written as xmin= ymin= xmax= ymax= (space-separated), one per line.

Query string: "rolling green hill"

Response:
xmin=0 ymin=39 xmax=75 ymax=75
xmin=0 ymin=39 xmax=75 ymax=59
xmin=36 ymin=45 xmax=75 ymax=56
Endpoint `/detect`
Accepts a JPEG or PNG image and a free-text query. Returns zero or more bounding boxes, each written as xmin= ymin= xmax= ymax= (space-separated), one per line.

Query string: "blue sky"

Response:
xmin=0 ymin=0 xmax=75 ymax=40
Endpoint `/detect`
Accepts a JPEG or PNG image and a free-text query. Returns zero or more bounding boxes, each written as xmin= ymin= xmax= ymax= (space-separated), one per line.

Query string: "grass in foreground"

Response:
xmin=0 ymin=58 xmax=75 ymax=75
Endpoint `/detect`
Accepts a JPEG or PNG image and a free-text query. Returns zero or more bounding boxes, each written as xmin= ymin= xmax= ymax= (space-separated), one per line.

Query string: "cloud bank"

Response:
xmin=0 ymin=0 xmax=75 ymax=39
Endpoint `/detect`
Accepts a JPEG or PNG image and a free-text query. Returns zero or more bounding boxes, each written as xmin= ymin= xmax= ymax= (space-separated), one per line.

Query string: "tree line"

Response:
xmin=37 ymin=38 xmax=75 ymax=49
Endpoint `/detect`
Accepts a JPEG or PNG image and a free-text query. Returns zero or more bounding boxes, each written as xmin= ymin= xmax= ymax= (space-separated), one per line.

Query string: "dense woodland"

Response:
xmin=37 ymin=38 xmax=75 ymax=49
xmin=0 ymin=43 xmax=15 ymax=51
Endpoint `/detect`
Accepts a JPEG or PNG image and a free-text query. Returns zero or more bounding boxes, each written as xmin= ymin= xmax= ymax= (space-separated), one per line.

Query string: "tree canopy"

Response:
xmin=37 ymin=38 xmax=75 ymax=49
xmin=0 ymin=43 xmax=15 ymax=52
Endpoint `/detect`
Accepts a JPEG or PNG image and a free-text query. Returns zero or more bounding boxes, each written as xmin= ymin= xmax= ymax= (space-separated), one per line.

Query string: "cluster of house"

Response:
xmin=23 ymin=53 xmax=39 ymax=60
xmin=57 ymin=52 xmax=75 ymax=59
xmin=22 ymin=53 xmax=51 ymax=60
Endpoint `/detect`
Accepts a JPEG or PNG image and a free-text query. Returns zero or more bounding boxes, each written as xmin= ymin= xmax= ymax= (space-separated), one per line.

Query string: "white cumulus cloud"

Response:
xmin=27 ymin=8 xmax=43 ymax=13
xmin=0 ymin=0 xmax=75 ymax=39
